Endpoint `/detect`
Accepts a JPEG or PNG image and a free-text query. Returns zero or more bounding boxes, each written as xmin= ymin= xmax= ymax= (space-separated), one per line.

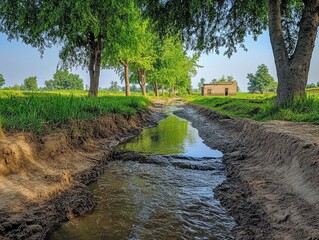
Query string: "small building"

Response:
xmin=202 ymin=81 xmax=237 ymax=96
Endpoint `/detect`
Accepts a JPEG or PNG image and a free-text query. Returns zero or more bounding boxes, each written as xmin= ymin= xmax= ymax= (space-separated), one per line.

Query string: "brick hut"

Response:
xmin=201 ymin=81 xmax=237 ymax=96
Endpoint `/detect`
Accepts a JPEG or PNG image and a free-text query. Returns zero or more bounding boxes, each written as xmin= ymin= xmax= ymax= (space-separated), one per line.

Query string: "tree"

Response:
xmin=45 ymin=70 xmax=84 ymax=90
xmin=149 ymin=37 xmax=199 ymax=96
xmin=108 ymin=81 xmax=120 ymax=91
xmin=247 ymin=64 xmax=276 ymax=93
xmin=104 ymin=2 xmax=156 ymax=97
xmin=0 ymin=0 xmax=132 ymax=96
xmin=0 ymin=74 xmax=5 ymax=88
xmin=306 ymin=83 xmax=316 ymax=89
xmin=211 ymin=75 xmax=235 ymax=83
xmin=198 ymin=78 xmax=205 ymax=89
xmin=143 ymin=0 xmax=319 ymax=106
xmin=22 ymin=76 xmax=38 ymax=91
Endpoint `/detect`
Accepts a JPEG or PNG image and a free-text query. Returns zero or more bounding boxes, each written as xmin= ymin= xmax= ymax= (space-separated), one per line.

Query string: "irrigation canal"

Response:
xmin=51 ymin=107 xmax=235 ymax=239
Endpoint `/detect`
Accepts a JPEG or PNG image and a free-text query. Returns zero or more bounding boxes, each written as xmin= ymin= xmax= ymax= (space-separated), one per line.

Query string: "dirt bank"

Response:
xmin=0 ymin=107 xmax=165 ymax=240
xmin=175 ymin=104 xmax=319 ymax=240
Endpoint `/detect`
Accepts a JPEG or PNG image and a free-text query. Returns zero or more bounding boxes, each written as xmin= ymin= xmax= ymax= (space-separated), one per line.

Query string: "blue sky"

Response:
xmin=0 ymin=32 xmax=318 ymax=91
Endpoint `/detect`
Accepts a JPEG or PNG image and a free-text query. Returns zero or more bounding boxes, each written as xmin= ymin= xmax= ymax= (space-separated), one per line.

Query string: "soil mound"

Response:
xmin=177 ymin=104 xmax=319 ymax=239
xmin=0 ymin=110 xmax=160 ymax=239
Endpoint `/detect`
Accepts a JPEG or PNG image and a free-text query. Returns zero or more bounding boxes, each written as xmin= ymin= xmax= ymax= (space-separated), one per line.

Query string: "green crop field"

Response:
xmin=0 ymin=90 xmax=150 ymax=132
xmin=184 ymin=92 xmax=319 ymax=124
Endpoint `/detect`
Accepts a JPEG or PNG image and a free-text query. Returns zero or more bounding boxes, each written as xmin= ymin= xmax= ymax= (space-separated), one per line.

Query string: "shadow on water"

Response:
xmin=51 ymin=107 xmax=235 ymax=240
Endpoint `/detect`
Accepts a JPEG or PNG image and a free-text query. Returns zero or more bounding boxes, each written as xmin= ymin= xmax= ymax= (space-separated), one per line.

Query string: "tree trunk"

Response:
xmin=137 ymin=68 xmax=147 ymax=96
xmin=154 ymin=81 xmax=158 ymax=97
xmin=88 ymin=34 xmax=103 ymax=97
xmin=121 ymin=61 xmax=131 ymax=96
xmin=161 ymin=86 xmax=164 ymax=96
xmin=268 ymin=0 xmax=319 ymax=106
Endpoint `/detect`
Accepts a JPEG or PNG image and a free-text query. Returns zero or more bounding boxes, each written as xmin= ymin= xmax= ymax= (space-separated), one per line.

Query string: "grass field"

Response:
xmin=0 ymin=90 xmax=150 ymax=132
xmin=184 ymin=92 xmax=319 ymax=124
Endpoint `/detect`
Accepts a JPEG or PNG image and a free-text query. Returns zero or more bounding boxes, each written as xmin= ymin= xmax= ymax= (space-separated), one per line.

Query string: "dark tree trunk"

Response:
xmin=154 ymin=81 xmax=158 ymax=96
xmin=137 ymin=68 xmax=147 ymax=96
xmin=121 ymin=61 xmax=131 ymax=96
xmin=268 ymin=0 xmax=319 ymax=106
xmin=88 ymin=34 xmax=103 ymax=97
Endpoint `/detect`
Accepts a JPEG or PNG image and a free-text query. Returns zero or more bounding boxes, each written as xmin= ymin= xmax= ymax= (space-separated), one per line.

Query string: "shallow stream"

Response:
xmin=51 ymin=107 xmax=235 ymax=239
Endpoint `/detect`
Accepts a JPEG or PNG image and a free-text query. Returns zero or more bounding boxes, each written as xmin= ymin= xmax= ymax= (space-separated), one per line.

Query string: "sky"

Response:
xmin=1 ymin=32 xmax=319 ymax=91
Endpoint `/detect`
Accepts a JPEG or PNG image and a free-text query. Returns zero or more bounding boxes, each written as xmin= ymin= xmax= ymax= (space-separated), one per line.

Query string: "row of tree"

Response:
xmin=0 ymin=1 xmax=198 ymax=97
xmin=0 ymin=70 xmax=84 ymax=91
xmin=1 ymin=1 xmax=318 ymax=105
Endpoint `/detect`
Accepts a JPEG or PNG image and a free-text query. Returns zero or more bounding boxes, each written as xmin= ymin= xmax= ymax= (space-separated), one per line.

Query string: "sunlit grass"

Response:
xmin=0 ymin=93 xmax=150 ymax=132
xmin=184 ymin=92 xmax=319 ymax=124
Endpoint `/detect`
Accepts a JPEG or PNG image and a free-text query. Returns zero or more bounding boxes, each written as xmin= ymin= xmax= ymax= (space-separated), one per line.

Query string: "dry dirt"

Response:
xmin=0 ymin=108 xmax=165 ymax=240
xmin=175 ymin=104 xmax=319 ymax=240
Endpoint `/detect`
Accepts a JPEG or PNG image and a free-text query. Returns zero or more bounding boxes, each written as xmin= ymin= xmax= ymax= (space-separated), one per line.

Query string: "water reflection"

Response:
xmin=51 ymin=113 xmax=234 ymax=240
xmin=118 ymin=115 xmax=223 ymax=158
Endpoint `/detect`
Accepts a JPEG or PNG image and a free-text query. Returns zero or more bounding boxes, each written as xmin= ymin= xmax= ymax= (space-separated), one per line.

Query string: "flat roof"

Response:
xmin=203 ymin=81 xmax=236 ymax=86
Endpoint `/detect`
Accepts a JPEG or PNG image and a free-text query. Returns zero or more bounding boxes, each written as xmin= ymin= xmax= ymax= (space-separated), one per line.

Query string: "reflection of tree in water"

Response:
xmin=120 ymin=116 xmax=189 ymax=155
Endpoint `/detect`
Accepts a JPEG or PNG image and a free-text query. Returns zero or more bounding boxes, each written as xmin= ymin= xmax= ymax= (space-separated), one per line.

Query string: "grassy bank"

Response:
xmin=184 ymin=93 xmax=319 ymax=124
xmin=0 ymin=93 xmax=150 ymax=132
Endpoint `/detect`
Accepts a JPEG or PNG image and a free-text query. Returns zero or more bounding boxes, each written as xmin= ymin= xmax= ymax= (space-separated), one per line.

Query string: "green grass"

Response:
xmin=0 ymin=89 xmax=128 ymax=98
xmin=184 ymin=93 xmax=319 ymax=124
xmin=0 ymin=93 xmax=150 ymax=132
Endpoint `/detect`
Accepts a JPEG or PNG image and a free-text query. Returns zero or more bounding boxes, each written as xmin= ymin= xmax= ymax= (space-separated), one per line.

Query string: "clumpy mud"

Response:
xmin=0 ymin=107 xmax=166 ymax=240
xmin=175 ymin=104 xmax=319 ymax=239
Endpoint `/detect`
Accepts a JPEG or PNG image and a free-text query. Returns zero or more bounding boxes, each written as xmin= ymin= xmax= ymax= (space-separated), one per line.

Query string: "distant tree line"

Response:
xmin=0 ymin=70 xmax=84 ymax=91
xmin=306 ymin=82 xmax=319 ymax=89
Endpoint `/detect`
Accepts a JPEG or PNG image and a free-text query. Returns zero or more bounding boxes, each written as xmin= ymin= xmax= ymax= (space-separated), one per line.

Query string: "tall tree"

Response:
xmin=104 ymin=2 xmax=157 ymax=96
xmin=198 ymin=78 xmax=205 ymax=89
xmin=247 ymin=64 xmax=276 ymax=93
xmin=0 ymin=74 xmax=5 ymax=88
xmin=22 ymin=76 xmax=38 ymax=91
xmin=143 ymin=0 xmax=319 ymax=106
xmin=0 ymin=0 xmax=130 ymax=96
xmin=45 ymin=70 xmax=84 ymax=90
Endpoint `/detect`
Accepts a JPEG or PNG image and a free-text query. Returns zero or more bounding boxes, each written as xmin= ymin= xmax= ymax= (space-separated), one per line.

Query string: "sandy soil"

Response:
xmin=0 ymin=108 xmax=165 ymax=240
xmin=175 ymin=104 xmax=319 ymax=240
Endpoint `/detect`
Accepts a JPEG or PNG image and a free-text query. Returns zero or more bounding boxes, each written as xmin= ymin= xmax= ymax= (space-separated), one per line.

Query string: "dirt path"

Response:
xmin=175 ymin=104 xmax=319 ymax=240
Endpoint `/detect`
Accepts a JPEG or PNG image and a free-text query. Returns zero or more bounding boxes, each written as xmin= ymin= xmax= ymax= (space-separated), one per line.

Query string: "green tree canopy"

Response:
xmin=22 ymin=76 xmax=38 ymax=91
xmin=198 ymin=78 xmax=205 ymax=89
xmin=108 ymin=81 xmax=120 ymax=91
xmin=104 ymin=2 xmax=157 ymax=96
xmin=148 ymin=37 xmax=199 ymax=96
xmin=247 ymin=64 xmax=276 ymax=93
xmin=142 ymin=0 xmax=319 ymax=105
xmin=45 ymin=70 xmax=84 ymax=90
xmin=0 ymin=74 xmax=5 ymax=88
xmin=0 ymin=0 xmax=133 ymax=96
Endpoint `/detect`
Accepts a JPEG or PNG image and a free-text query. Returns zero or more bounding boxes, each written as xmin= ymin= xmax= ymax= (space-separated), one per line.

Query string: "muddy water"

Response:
xmin=51 ymin=110 xmax=235 ymax=239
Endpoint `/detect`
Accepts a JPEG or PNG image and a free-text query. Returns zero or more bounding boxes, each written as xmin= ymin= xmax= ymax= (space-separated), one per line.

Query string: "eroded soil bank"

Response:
xmin=175 ymin=104 xmax=319 ymax=240
xmin=0 ymin=107 xmax=165 ymax=240
xmin=1 ymin=102 xmax=319 ymax=240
